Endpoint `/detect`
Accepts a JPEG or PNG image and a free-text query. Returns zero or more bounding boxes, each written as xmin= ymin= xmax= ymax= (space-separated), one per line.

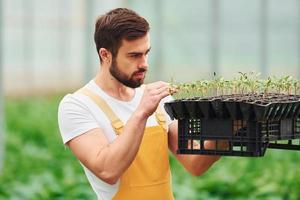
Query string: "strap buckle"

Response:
xmin=155 ymin=113 xmax=166 ymax=122
xmin=111 ymin=119 xmax=124 ymax=135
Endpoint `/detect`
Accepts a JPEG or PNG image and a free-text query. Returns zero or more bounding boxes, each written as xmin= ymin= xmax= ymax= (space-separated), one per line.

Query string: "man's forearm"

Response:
xmin=188 ymin=141 xmax=222 ymax=176
xmin=93 ymin=109 xmax=148 ymax=184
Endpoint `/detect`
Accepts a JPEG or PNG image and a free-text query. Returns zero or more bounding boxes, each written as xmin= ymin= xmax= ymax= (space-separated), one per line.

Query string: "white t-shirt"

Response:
xmin=57 ymin=80 xmax=173 ymax=200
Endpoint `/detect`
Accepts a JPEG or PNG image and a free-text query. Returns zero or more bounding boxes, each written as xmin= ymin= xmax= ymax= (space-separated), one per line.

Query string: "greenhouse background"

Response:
xmin=0 ymin=0 xmax=300 ymax=199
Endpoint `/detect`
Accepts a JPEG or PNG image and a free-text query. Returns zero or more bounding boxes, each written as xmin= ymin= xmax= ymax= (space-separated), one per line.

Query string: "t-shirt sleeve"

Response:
xmin=58 ymin=95 xmax=99 ymax=144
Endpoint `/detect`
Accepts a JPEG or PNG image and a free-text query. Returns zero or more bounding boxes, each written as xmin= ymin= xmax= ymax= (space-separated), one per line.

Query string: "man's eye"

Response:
xmin=131 ymin=54 xmax=140 ymax=58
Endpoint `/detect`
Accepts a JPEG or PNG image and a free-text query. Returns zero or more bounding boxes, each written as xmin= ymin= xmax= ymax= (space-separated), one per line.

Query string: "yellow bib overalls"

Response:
xmin=78 ymin=88 xmax=174 ymax=200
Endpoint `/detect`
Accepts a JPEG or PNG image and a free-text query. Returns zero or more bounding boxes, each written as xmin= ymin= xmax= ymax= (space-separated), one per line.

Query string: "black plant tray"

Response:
xmin=164 ymin=93 xmax=300 ymax=157
xmin=164 ymin=93 xmax=300 ymax=121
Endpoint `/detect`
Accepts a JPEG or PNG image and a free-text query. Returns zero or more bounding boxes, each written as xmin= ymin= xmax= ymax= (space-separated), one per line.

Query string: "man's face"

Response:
xmin=109 ymin=34 xmax=150 ymax=88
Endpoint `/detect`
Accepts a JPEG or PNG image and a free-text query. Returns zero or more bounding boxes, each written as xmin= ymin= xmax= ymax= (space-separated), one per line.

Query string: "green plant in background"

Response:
xmin=0 ymin=96 xmax=95 ymax=200
xmin=1 ymin=95 xmax=300 ymax=199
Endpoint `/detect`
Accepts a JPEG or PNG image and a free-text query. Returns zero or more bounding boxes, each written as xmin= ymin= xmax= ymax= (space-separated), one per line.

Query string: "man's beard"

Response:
xmin=109 ymin=58 xmax=146 ymax=88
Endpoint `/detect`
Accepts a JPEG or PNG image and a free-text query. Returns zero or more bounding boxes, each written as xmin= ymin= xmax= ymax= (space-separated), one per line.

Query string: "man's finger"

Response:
xmin=155 ymin=85 xmax=170 ymax=95
xmin=157 ymin=90 xmax=171 ymax=99
xmin=147 ymin=81 xmax=169 ymax=90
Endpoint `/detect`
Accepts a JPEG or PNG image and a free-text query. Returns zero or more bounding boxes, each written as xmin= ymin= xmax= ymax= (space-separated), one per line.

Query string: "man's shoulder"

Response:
xmin=58 ymin=93 xmax=84 ymax=117
xmin=57 ymin=87 xmax=102 ymax=145
xmin=59 ymin=91 xmax=82 ymax=105
xmin=58 ymin=89 xmax=91 ymax=113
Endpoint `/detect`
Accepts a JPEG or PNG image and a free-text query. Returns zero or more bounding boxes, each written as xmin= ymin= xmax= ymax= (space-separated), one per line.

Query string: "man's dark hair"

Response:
xmin=94 ymin=8 xmax=150 ymax=62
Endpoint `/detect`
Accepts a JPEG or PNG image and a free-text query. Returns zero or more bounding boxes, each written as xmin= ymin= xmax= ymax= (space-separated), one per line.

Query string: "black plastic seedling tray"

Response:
xmin=164 ymin=93 xmax=300 ymax=157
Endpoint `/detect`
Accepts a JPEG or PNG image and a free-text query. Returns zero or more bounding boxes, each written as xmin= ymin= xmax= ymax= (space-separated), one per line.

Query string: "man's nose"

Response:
xmin=138 ymin=55 xmax=148 ymax=69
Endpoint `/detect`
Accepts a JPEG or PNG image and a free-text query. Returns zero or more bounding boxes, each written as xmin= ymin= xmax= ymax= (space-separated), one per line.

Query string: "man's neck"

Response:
xmin=94 ymin=70 xmax=135 ymax=102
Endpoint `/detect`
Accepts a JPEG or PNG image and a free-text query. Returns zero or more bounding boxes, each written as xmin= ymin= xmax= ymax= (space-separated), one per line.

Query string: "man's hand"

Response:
xmin=137 ymin=81 xmax=171 ymax=118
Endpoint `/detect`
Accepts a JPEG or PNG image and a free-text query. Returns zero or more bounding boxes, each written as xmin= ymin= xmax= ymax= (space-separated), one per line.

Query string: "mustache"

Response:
xmin=133 ymin=68 xmax=147 ymax=74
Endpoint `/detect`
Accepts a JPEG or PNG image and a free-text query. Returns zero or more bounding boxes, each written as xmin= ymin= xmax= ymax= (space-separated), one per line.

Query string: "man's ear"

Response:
xmin=99 ymin=48 xmax=112 ymax=63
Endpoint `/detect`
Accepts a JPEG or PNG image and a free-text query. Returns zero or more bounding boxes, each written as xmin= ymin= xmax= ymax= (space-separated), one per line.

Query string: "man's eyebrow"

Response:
xmin=127 ymin=47 xmax=151 ymax=55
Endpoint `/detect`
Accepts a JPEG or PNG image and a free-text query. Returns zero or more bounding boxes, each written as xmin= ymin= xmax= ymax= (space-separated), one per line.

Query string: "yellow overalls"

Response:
xmin=79 ymin=88 xmax=174 ymax=200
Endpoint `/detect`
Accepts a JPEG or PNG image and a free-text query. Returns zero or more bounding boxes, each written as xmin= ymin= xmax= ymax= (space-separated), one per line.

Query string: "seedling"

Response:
xmin=169 ymin=72 xmax=300 ymax=100
xmin=165 ymin=72 xmax=300 ymax=157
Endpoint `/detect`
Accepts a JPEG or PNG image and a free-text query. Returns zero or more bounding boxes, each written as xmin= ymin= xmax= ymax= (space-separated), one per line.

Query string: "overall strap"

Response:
xmin=155 ymin=106 xmax=167 ymax=132
xmin=77 ymin=87 xmax=124 ymax=135
xmin=77 ymin=86 xmax=168 ymax=135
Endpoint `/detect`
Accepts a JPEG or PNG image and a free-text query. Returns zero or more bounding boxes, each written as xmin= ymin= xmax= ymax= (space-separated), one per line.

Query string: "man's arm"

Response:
xmin=68 ymin=109 xmax=147 ymax=185
xmin=168 ymin=121 xmax=221 ymax=176
xmin=66 ymin=81 xmax=170 ymax=185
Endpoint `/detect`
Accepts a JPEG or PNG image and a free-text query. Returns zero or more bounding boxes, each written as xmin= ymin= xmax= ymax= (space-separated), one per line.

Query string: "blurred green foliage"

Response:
xmin=0 ymin=96 xmax=300 ymax=200
xmin=0 ymin=96 xmax=95 ymax=200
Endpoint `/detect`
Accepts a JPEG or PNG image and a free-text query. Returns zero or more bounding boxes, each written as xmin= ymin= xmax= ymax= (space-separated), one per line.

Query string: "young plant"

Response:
xmin=211 ymin=75 xmax=226 ymax=96
xmin=247 ymin=71 xmax=261 ymax=94
xmin=292 ymin=80 xmax=300 ymax=95
xmin=231 ymin=77 xmax=241 ymax=95
xmin=281 ymin=75 xmax=293 ymax=95
xmin=273 ymin=76 xmax=285 ymax=94
xmin=168 ymin=72 xmax=299 ymax=100
xmin=262 ymin=76 xmax=273 ymax=97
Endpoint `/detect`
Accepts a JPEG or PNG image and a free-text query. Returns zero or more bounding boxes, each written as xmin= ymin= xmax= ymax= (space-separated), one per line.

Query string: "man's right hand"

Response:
xmin=138 ymin=81 xmax=171 ymax=118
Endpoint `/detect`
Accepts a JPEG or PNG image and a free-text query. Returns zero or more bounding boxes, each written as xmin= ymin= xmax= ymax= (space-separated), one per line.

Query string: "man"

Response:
xmin=58 ymin=8 xmax=220 ymax=200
